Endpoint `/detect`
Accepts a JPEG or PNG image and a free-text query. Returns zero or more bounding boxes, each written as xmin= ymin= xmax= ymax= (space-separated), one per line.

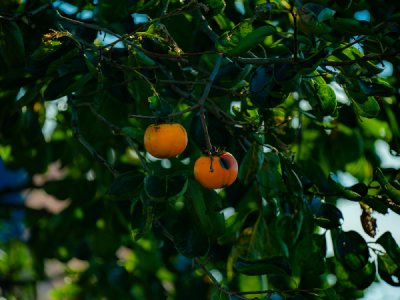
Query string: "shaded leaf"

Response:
xmin=295 ymin=234 xmax=326 ymax=275
xmin=0 ymin=20 xmax=25 ymax=68
xmin=130 ymin=193 xmax=153 ymax=241
xmin=333 ymin=229 xmax=369 ymax=271
xmin=377 ymin=253 xmax=400 ymax=286
xmin=235 ymin=256 xmax=292 ymax=276
xmin=211 ymin=289 xmax=230 ymax=300
xmin=144 ymin=174 xmax=188 ymax=202
xmin=307 ymin=197 xmax=343 ymax=229
xmin=280 ymin=155 xmax=303 ymax=198
xmin=106 ymin=171 xmax=146 ymax=201
xmin=122 ymin=127 xmax=145 ymax=143
xmin=328 ymin=173 xmax=366 ymax=200
xmin=336 ymin=259 xmax=376 ymax=290
xmin=238 ymin=142 xmax=263 ymax=186
xmin=376 ymin=231 xmax=400 ymax=266
xmin=373 ymin=168 xmax=400 ymax=205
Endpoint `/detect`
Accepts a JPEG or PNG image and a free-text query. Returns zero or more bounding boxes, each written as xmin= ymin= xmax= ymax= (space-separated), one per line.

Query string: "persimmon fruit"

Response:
xmin=194 ymin=151 xmax=238 ymax=190
xmin=144 ymin=123 xmax=188 ymax=158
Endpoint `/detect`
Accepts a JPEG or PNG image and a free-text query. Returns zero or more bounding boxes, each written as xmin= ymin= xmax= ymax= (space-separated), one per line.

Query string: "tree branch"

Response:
xmin=67 ymin=97 xmax=119 ymax=178
xmin=0 ymin=3 xmax=50 ymax=22
xmin=130 ymin=103 xmax=201 ymax=119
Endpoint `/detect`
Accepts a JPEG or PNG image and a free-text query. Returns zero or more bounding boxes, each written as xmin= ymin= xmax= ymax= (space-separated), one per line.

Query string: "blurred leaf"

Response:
xmin=330 ymin=17 xmax=378 ymax=37
xmin=130 ymin=193 xmax=153 ymax=241
xmin=309 ymin=0 xmax=352 ymax=11
xmin=235 ymin=256 xmax=292 ymax=276
xmin=377 ymin=231 xmax=400 ymax=266
xmin=10 ymin=82 xmax=45 ymax=115
xmin=328 ymin=173 xmax=367 ymax=200
xmin=149 ymin=95 xmax=174 ymax=118
xmin=258 ymin=152 xmax=288 ymax=198
xmin=295 ymin=234 xmax=326 ymax=275
xmin=280 ymin=155 xmax=303 ymax=198
xmin=238 ymin=142 xmax=263 ymax=186
xmin=216 ymin=19 xmax=254 ymax=54
xmin=0 ymin=20 xmax=25 ymax=68
xmin=307 ymin=197 xmax=343 ymax=229
xmin=349 ymin=91 xmax=380 ymax=119
xmin=336 ymin=259 xmax=376 ymax=290
xmin=170 ymin=210 xmax=210 ymax=258
xmin=324 ymin=288 xmax=345 ymax=300
xmin=122 ymin=127 xmax=145 ymax=143
xmin=296 ymin=47 xmax=332 ymax=75
xmin=63 ymin=72 xmax=93 ymax=96
xmin=358 ymin=78 xmax=395 ymax=97
xmin=211 ymin=289 xmax=230 ymax=300
xmin=106 ymin=171 xmax=146 ymax=201
xmin=227 ymin=25 xmax=277 ymax=57
xmin=377 ymin=253 xmax=400 ymax=286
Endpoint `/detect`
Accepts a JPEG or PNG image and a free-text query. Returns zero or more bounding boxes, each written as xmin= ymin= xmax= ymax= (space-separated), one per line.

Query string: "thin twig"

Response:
xmin=199 ymin=54 xmax=223 ymax=172
xmin=0 ymin=3 xmax=50 ymax=22
xmin=331 ymin=36 xmax=366 ymax=56
xmin=124 ymin=135 xmax=151 ymax=174
xmin=68 ymin=97 xmax=119 ymax=178
xmin=130 ymin=103 xmax=200 ymax=119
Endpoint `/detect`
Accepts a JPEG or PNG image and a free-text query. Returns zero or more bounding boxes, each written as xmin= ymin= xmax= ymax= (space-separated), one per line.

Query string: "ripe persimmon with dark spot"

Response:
xmin=144 ymin=123 xmax=188 ymax=158
xmin=194 ymin=151 xmax=238 ymax=190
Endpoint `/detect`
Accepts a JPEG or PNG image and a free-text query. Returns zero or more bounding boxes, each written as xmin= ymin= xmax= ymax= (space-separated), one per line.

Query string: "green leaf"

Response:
xmin=238 ymin=142 xmax=263 ymax=186
xmin=330 ymin=16 xmax=378 ymax=37
xmin=377 ymin=253 xmax=400 ymax=286
xmin=358 ymin=78 xmax=395 ymax=97
xmin=307 ymin=197 xmax=343 ymax=229
xmin=324 ymin=288 xmax=345 ymax=300
xmin=215 ymin=19 xmax=254 ymax=54
xmin=44 ymin=73 xmax=80 ymax=101
xmin=62 ymin=73 xmax=93 ymax=96
xmin=296 ymin=47 xmax=332 ymax=75
xmin=376 ymin=231 xmax=400 ymax=266
xmin=31 ymin=31 xmax=68 ymax=60
xmin=148 ymin=96 xmax=174 ymax=119
xmin=309 ymin=0 xmax=352 ymax=12
xmin=105 ymin=171 xmax=146 ymax=201
xmin=9 ymin=82 xmax=45 ymax=115
xmin=211 ymin=289 xmax=230 ymax=300
xmin=218 ymin=213 xmax=241 ymax=245
xmin=295 ymin=234 xmax=326 ymax=275
xmin=336 ymin=259 xmax=376 ymax=290
xmin=129 ymin=48 xmax=156 ymax=67
xmin=0 ymin=20 xmax=25 ymax=68
xmin=122 ymin=127 xmax=145 ymax=143
xmin=373 ymin=168 xmax=400 ymax=205
xmin=328 ymin=173 xmax=366 ymax=200
xmin=276 ymin=210 xmax=303 ymax=247
xmin=170 ymin=210 xmax=210 ymax=258
xmin=258 ymin=152 xmax=288 ymax=198
xmin=315 ymin=84 xmax=337 ymax=117
xmin=235 ymin=256 xmax=292 ymax=276
xmin=203 ymin=0 xmax=226 ymax=18
xmin=348 ymin=90 xmax=380 ymax=119
xmin=387 ymin=12 xmax=400 ymax=24
xmin=333 ymin=230 xmax=369 ymax=271
xmin=201 ymin=188 xmax=226 ymax=238
xmin=144 ymin=174 xmax=188 ymax=202
xmin=227 ymin=25 xmax=277 ymax=57
xmin=0 ymin=77 xmax=37 ymax=90
xmin=130 ymin=193 xmax=153 ymax=241
xmin=279 ymin=155 xmax=303 ymax=198
xmin=45 ymin=49 xmax=78 ymax=77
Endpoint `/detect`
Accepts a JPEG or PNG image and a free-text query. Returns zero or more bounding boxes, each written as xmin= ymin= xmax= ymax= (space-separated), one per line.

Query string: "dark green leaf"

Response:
xmin=235 ymin=256 xmax=292 ymax=276
xmin=149 ymin=95 xmax=174 ymax=118
xmin=295 ymin=234 xmax=326 ymax=275
xmin=361 ymin=197 xmax=388 ymax=214
xmin=330 ymin=17 xmax=378 ymax=37
xmin=0 ymin=20 xmax=25 ymax=68
xmin=211 ymin=289 xmax=230 ymax=300
xmin=62 ymin=73 xmax=93 ymax=96
xmin=377 ymin=253 xmax=400 ymax=286
xmin=170 ymin=210 xmax=210 ymax=258
xmin=227 ymin=25 xmax=277 ymax=57
xmin=258 ymin=152 xmax=288 ymax=198
xmin=358 ymin=78 xmax=395 ymax=97
xmin=130 ymin=193 xmax=153 ymax=241
xmin=276 ymin=210 xmax=303 ymax=247
xmin=106 ymin=171 xmax=146 ymax=201
xmin=215 ymin=19 xmax=254 ymax=54
xmin=44 ymin=73 xmax=80 ymax=101
xmin=348 ymin=90 xmax=380 ymax=119
xmin=296 ymin=47 xmax=332 ymax=75
xmin=336 ymin=259 xmax=376 ymax=290
xmin=238 ymin=142 xmax=263 ymax=186
xmin=333 ymin=230 xmax=369 ymax=271
xmin=324 ymin=288 xmax=344 ymax=300
xmin=307 ymin=197 xmax=343 ymax=229
xmin=376 ymin=231 xmax=400 ymax=266
xmin=122 ymin=127 xmax=145 ymax=143
xmin=328 ymin=173 xmax=366 ymax=200
xmin=309 ymin=0 xmax=352 ymax=12
xmin=144 ymin=174 xmax=188 ymax=202
xmin=10 ymin=82 xmax=44 ymax=115
xmin=279 ymin=155 xmax=303 ymax=198
xmin=0 ymin=77 xmax=37 ymax=90
xmin=218 ymin=213 xmax=241 ymax=245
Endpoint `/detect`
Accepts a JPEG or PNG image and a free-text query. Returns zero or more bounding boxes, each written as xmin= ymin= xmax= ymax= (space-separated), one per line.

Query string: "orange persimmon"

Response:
xmin=144 ymin=123 xmax=188 ymax=158
xmin=194 ymin=151 xmax=238 ymax=190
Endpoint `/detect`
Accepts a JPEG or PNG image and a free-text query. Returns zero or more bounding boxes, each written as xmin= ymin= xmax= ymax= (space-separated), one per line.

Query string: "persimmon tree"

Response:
xmin=1 ymin=0 xmax=400 ymax=299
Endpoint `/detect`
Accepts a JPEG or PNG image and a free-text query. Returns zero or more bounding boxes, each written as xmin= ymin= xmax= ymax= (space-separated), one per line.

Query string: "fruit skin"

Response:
xmin=194 ymin=152 xmax=238 ymax=190
xmin=144 ymin=123 xmax=188 ymax=158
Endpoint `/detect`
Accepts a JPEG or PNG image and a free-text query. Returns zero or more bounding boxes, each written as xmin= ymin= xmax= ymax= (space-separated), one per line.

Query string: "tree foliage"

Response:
xmin=1 ymin=0 xmax=400 ymax=299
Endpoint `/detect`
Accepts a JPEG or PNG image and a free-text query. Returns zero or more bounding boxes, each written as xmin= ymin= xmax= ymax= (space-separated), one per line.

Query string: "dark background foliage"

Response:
xmin=1 ymin=0 xmax=400 ymax=299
